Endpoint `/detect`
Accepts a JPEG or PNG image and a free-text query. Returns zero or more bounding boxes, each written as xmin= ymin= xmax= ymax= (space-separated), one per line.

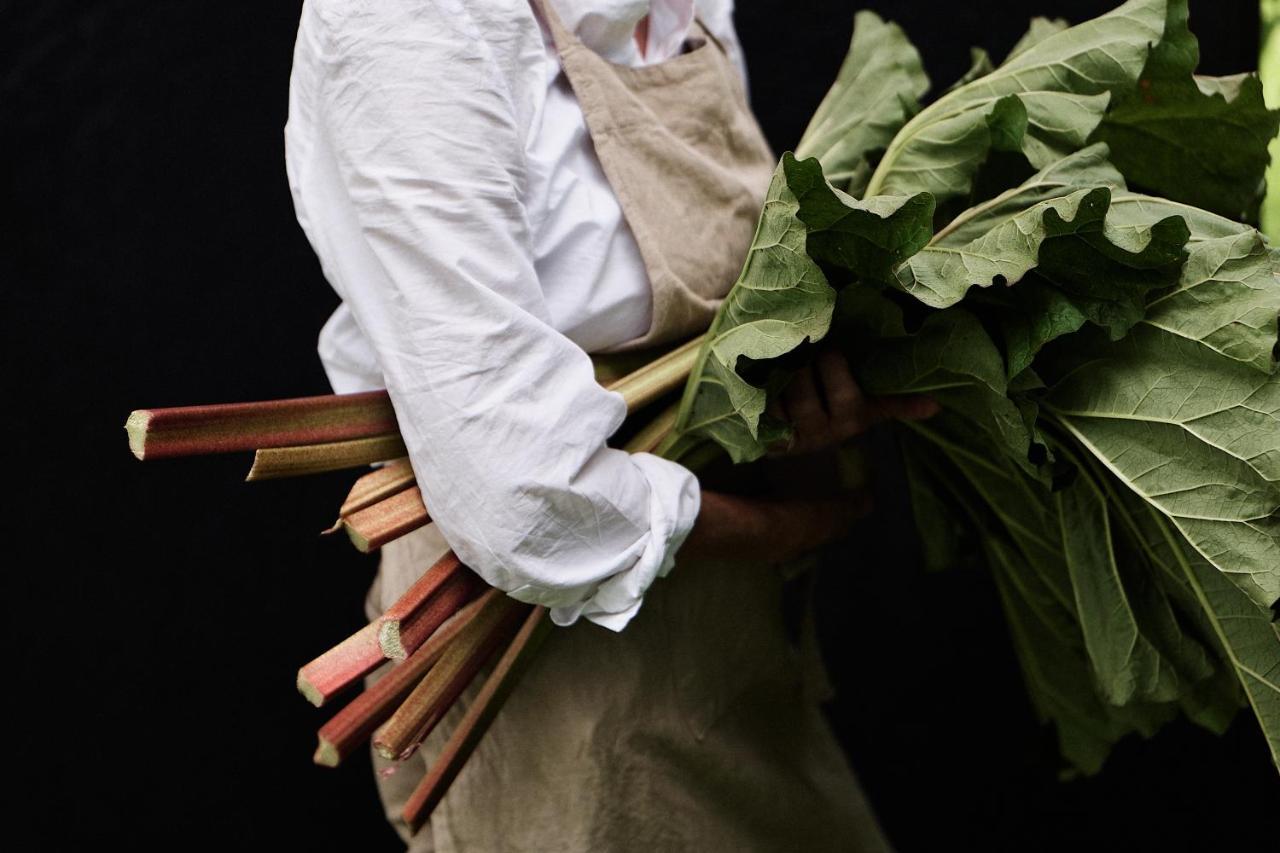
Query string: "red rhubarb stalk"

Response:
xmin=403 ymin=606 xmax=551 ymax=830
xmin=124 ymin=390 xmax=396 ymax=460
xmin=338 ymin=457 xmax=416 ymax=518
xmin=393 ymin=575 xmax=484 ymax=661
xmin=380 ymin=552 xmax=477 ymax=659
xmin=296 ymin=619 xmax=386 ymax=708
xmin=372 ymin=594 xmax=527 ymax=760
xmin=313 ymin=592 xmax=495 ymax=767
xmin=338 ymin=486 xmax=431 ymax=553
xmin=246 ymin=434 xmax=407 ymax=481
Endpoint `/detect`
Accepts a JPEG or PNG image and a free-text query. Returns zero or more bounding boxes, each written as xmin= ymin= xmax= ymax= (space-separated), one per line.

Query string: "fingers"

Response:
xmin=766 ymin=349 xmax=942 ymax=457
xmin=814 ymin=348 xmax=866 ymax=438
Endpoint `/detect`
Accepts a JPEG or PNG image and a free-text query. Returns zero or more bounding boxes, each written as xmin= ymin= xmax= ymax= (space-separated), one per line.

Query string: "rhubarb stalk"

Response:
xmin=125 ymin=390 xmax=396 ymax=460
xmin=380 ymin=553 xmax=481 ymax=659
xmin=313 ymin=592 xmax=495 ymax=767
xmin=337 ymin=486 xmax=431 ymax=553
xmin=621 ymin=401 xmax=679 ymax=454
xmin=246 ymin=434 xmax=407 ymax=481
xmin=296 ymin=619 xmax=386 ymax=708
xmin=402 ymin=606 xmax=551 ymax=830
xmin=372 ymin=594 xmax=527 ymax=760
xmin=337 ymin=458 xmax=416 ymax=518
xmin=606 ymin=335 xmax=702 ymax=413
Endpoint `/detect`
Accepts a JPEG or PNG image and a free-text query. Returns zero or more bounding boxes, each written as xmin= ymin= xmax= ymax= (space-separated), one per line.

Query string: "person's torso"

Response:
xmin=296 ymin=0 xmax=755 ymax=396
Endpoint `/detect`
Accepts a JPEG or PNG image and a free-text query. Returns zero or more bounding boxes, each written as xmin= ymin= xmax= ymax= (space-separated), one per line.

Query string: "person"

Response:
xmin=285 ymin=1 xmax=935 ymax=849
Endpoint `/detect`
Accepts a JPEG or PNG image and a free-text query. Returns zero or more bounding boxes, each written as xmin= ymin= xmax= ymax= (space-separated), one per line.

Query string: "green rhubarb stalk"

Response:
xmin=246 ymin=434 xmax=407 ymax=481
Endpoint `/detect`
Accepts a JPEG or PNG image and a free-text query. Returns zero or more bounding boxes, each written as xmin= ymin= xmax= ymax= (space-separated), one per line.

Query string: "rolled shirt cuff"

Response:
xmin=541 ymin=452 xmax=701 ymax=632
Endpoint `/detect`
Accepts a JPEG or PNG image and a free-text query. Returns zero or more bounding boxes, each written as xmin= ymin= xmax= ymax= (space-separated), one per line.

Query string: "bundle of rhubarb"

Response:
xmin=125 ymin=339 xmax=705 ymax=829
xmin=124 ymin=0 xmax=1278 ymax=824
xmin=668 ymin=0 xmax=1280 ymax=774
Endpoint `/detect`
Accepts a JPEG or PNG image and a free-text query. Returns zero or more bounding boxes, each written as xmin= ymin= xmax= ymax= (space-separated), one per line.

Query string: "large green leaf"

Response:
xmin=1091 ymin=465 xmax=1247 ymax=734
xmin=1003 ymin=17 xmax=1070 ymax=64
xmin=1055 ymin=459 xmax=1214 ymax=705
xmin=795 ymin=11 xmax=929 ymax=196
xmin=1044 ymin=323 xmax=1280 ymax=610
xmin=863 ymin=0 xmax=1170 ymax=202
xmin=904 ymin=416 xmax=1071 ymax=612
xmin=897 ymin=153 xmax=1188 ymax=311
xmin=673 ymin=154 xmax=932 ymax=463
xmin=1142 ymin=507 xmax=1280 ymax=769
xmin=987 ymin=534 xmax=1166 ymax=775
xmin=1091 ymin=0 xmax=1280 ymax=221
xmin=843 ymin=293 xmax=1041 ymax=471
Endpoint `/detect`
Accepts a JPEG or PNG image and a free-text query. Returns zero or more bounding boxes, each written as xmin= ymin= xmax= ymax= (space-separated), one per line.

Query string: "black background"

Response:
xmin=6 ymin=1 xmax=1277 ymax=850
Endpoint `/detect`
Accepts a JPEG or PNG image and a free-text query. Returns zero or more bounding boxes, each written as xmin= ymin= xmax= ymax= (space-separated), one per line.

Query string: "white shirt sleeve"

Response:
xmin=290 ymin=0 xmax=701 ymax=632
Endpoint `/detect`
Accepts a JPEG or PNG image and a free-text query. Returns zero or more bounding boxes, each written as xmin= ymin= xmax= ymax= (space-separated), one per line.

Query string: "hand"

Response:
xmin=767 ymin=346 xmax=940 ymax=456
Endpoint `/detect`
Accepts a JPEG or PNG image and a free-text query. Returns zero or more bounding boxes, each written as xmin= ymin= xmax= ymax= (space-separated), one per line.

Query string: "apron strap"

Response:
xmin=527 ymin=0 xmax=579 ymax=54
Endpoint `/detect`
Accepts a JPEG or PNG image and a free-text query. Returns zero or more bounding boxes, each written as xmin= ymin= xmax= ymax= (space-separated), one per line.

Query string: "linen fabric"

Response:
xmin=289 ymin=2 xmax=895 ymax=851
xmin=285 ymin=0 xmax=747 ymax=632
xmin=362 ymin=523 xmax=894 ymax=853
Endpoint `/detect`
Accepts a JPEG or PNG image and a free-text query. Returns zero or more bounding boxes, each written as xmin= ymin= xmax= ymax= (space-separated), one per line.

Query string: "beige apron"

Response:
xmin=360 ymin=4 xmax=894 ymax=850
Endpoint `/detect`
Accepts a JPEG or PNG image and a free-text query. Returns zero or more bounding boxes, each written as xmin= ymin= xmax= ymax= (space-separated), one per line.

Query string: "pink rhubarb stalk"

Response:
xmin=372 ymin=594 xmax=527 ymax=761
xmin=313 ymin=592 xmax=495 ymax=767
xmin=296 ymin=619 xmax=386 ymax=708
xmin=337 ymin=486 xmax=431 ymax=553
xmin=379 ymin=552 xmax=482 ymax=659
xmin=125 ymin=390 xmax=396 ymax=460
xmin=337 ymin=458 xmax=416 ymax=519
xmin=403 ymin=606 xmax=551 ymax=830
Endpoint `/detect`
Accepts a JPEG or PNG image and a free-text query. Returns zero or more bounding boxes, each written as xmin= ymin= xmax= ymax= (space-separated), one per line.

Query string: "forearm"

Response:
xmin=680 ymin=488 xmax=872 ymax=565
xmin=291 ymin=3 xmax=702 ymax=633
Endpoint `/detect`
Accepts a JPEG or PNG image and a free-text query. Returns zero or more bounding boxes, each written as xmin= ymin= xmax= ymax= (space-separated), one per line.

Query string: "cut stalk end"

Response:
xmin=125 ymin=410 xmax=152 ymax=460
xmin=379 ymin=620 xmax=406 ymax=660
xmin=297 ymin=671 xmax=326 ymax=708
xmin=344 ymin=522 xmax=373 ymax=554
xmin=314 ymin=738 xmax=341 ymax=768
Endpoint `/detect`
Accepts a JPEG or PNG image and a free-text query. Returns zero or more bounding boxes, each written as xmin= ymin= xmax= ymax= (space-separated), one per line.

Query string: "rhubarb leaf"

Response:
xmin=795 ymin=10 xmax=929 ymax=196
xmin=1003 ymin=17 xmax=1069 ymax=64
xmin=864 ymin=0 xmax=1170 ymax=202
xmin=1044 ymin=323 xmax=1280 ymax=610
xmin=896 ymin=146 xmax=1188 ymax=310
xmin=841 ymin=293 xmax=1041 ymax=473
xmin=1142 ymin=229 xmax=1280 ymax=373
xmin=1055 ymin=460 xmax=1213 ymax=705
xmin=1091 ymin=0 xmax=1280 ymax=222
xmin=987 ymin=534 xmax=1154 ymax=775
xmin=945 ymin=48 xmax=995 ymax=93
xmin=1141 ymin=507 xmax=1280 ymax=769
xmin=673 ymin=154 xmax=932 ymax=463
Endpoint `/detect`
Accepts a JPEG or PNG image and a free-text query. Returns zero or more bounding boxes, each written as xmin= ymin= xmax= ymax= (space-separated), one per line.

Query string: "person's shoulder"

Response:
xmin=302 ymin=0 xmax=544 ymax=97
xmin=302 ymin=0 xmax=538 ymax=53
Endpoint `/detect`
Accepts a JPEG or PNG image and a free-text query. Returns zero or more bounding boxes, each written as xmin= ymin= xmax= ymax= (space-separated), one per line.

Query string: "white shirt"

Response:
xmin=285 ymin=0 xmax=747 ymax=631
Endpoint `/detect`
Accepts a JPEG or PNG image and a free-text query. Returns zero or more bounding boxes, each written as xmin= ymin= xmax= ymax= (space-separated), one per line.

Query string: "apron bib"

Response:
xmin=360 ymin=4 xmax=894 ymax=851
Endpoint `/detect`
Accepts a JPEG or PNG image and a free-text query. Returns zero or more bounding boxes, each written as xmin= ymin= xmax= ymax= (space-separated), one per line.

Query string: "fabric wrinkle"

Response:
xmin=289 ymin=1 xmax=893 ymax=850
